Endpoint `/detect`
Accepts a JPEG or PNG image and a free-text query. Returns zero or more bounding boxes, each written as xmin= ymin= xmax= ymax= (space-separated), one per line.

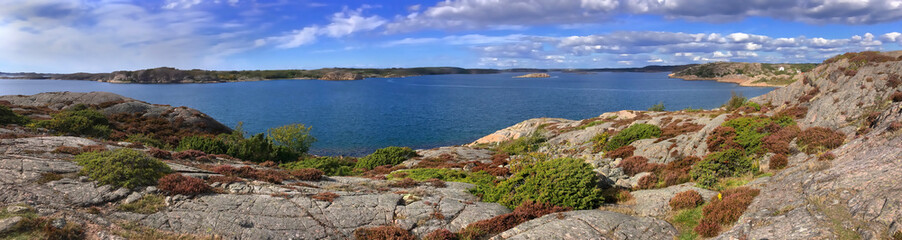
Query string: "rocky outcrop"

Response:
xmin=670 ymin=62 xmax=814 ymax=87
xmin=491 ymin=210 xmax=678 ymax=239
xmin=0 ymin=91 xmax=230 ymax=134
xmin=513 ymin=73 xmax=550 ymax=78
xmin=319 ymin=71 xmax=363 ymax=81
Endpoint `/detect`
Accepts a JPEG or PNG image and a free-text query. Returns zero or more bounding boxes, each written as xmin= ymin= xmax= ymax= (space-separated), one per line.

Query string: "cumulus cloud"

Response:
xmin=387 ymin=0 xmax=902 ymax=32
xmin=267 ymin=7 xmax=386 ymax=48
xmin=0 ymin=0 xmax=256 ymax=72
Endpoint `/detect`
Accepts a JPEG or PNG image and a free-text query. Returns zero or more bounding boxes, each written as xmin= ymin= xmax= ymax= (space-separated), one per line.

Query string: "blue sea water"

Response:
xmin=0 ymin=72 xmax=774 ymax=156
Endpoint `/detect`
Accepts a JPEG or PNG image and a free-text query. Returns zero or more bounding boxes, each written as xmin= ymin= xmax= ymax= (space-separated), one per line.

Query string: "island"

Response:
xmin=669 ymin=62 xmax=818 ymax=87
xmin=513 ymin=73 xmax=551 ymax=78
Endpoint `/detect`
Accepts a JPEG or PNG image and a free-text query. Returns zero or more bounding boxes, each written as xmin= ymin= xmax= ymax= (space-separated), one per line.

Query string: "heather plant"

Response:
xmin=75 ymin=148 xmax=172 ymax=189
xmin=35 ymin=104 xmax=111 ymax=138
xmin=797 ymin=127 xmax=845 ymax=154
xmin=604 ymin=123 xmax=661 ymax=151
xmin=769 ymin=154 xmax=788 ymax=170
xmin=669 ymin=190 xmax=704 ymax=210
xmin=484 ymin=157 xmax=603 ymax=210
xmin=701 ymin=187 xmax=760 ymax=225
xmin=157 ymin=173 xmax=211 ymax=196
xmin=353 ymin=225 xmax=415 ymax=240
xmin=606 ymin=145 xmax=635 ymax=159
xmin=355 ymin=146 xmax=418 ymax=169
xmin=618 ymin=156 xmax=662 ymax=176
xmin=458 ymin=201 xmax=570 ymax=240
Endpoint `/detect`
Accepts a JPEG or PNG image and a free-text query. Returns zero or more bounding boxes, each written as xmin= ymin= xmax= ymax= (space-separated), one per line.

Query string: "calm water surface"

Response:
xmin=0 ymin=72 xmax=774 ymax=156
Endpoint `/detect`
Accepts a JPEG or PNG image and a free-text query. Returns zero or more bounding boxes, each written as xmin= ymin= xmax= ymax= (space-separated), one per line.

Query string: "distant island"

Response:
xmin=0 ymin=65 xmax=689 ymax=84
xmin=669 ymin=62 xmax=818 ymax=87
xmin=514 ymin=73 xmax=550 ymax=78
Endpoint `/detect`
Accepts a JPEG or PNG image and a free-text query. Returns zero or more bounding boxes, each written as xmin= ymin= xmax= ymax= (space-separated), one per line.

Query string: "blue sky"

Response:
xmin=2 ymin=0 xmax=901 ymax=73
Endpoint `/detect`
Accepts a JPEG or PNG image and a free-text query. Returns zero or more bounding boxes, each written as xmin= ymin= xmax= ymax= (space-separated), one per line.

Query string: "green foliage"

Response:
xmin=690 ymin=149 xmax=755 ymax=189
xmin=281 ymin=156 xmax=356 ymax=176
xmin=723 ymin=92 xmax=746 ymax=111
xmin=35 ymin=104 xmax=111 ymax=138
xmin=743 ymin=101 xmax=761 ymax=111
xmin=648 ymin=101 xmax=666 ymax=111
xmin=355 ymin=146 xmax=418 ymax=169
xmin=126 ymin=133 xmax=167 ymax=149
xmin=389 ymin=168 xmax=497 ymax=197
xmin=483 ymin=158 xmax=603 ymax=210
xmin=604 ymin=123 xmax=661 ymax=151
xmin=721 ymin=116 xmax=795 ymax=154
xmin=117 ymin=194 xmax=166 ymax=214
xmin=226 ymin=133 xmax=296 ymax=163
xmin=75 ymin=148 xmax=172 ymax=189
xmin=177 ymin=135 xmax=228 ymax=154
xmin=0 ymin=105 xmax=29 ymax=125
xmin=672 ymin=206 xmax=703 ymax=240
xmin=590 ymin=132 xmax=610 ymax=153
xmin=496 ymin=131 xmax=546 ymax=155
xmin=266 ymin=123 xmax=316 ymax=155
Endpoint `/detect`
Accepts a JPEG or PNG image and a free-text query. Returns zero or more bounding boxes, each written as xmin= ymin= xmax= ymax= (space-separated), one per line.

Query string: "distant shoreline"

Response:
xmin=667 ymin=73 xmax=783 ymax=87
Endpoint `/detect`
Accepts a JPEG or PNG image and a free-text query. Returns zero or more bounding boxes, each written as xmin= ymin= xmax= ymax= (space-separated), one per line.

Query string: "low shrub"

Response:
xmin=890 ymin=122 xmax=902 ymax=131
xmin=818 ymin=152 xmax=836 ymax=161
xmin=425 ymin=178 xmax=446 ymax=188
xmin=769 ymin=154 xmax=788 ymax=170
xmin=604 ymin=124 xmax=661 ymax=151
xmin=484 ymin=158 xmax=603 ymax=209
xmin=648 ymin=102 xmax=666 ymax=111
xmin=290 ymin=168 xmax=324 ymax=181
xmin=4 ymin=216 xmax=85 ymax=240
xmin=0 ymin=105 xmax=29 ymax=125
xmin=702 ymin=187 xmax=760 ymax=226
xmin=311 ymin=192 xmax=339 ymax=202
xmin=389 ymin=178 xmax=419 ymax=188
xmin=177 ymin=136 xmax=228 ymax=154
xmin=81 ymin=144 xmax=107 ymax=153
xmin=207 ymin=175 xmax=243 ymax=184
xmin=589 ymin=132 xmax=610 ymax=153
xmin=669 ymin=190 xmax=704 ymax=210
xmin=172 ymin=149 xmax=207 ymax=160
xmin=211 ymin=165 xmax=289 ymax=184
xmin=423 ymin=229 xmax=458 ymax=240
xmin=117 ymin=194 xmax=166 ymax=214
xmin=777 ymin=106 xmax=808 ymax=119
xmin=125 ymin=133 xmax=166 ymax=149
xmin=797 ymin=127 xmax=845 ymax=154
xmin=74 ymin=148 xmax=172 ymax=189
xmin=618 ymin=156 xmax=662 ymax=176
xmin=762 ymin=125 xmax=800 ymax=155
xmin=355 ymin=146 xmax=418 ymax=169
xmin=157 ymin=173 xmax=211 ymax=196
xmin=706 ymin=126 xmax=740 ymax=152
xmin=660 ymin=156 xmax=699 ymax=187
xmin=723 ymin=116 xmax=794 ymax=154
xmin=281 ymin=156 xmax=356 ymax=176
xmin=458 ymin=201 xmax=570 ymax=240
xmin=353 ymin=225 xmax=415 ymax=240
xmin=660 ymin=122 xmax=704 ymax=140
xmin=694 ymin=218 xmax=722 ymax=237
xmin=606 ymin=145 xmax=635 ymax=159
xmin=690 ymin=149 xmax=754 ymax=188
xmin=496 ymin=131 xmax=546 ymax=155
xmin=35 ymin=105 xmax=111 ymax=138
xmin=723 ymin=92 xmax=747 ymax=111
xmin=636 ymin=174 xmax=658 ymax=189
xmin=52 ymin=146 xmax=83 ymax=155
xmin=892 ymin=91 xmax=902 ymax=102
xmin=147 ymin=147 xmax=171 ymax=159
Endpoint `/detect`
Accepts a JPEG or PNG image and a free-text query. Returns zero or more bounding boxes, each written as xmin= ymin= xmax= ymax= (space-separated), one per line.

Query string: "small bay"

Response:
xmin=0 ymin=72 xmax=773 ymax=156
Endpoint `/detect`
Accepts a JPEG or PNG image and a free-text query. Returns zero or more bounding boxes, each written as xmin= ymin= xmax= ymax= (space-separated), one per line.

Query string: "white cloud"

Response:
xmin=266 ymin=7 xmax=386 ymax=49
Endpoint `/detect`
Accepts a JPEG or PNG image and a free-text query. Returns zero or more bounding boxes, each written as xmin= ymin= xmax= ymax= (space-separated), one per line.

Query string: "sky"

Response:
xmin=1 ymin=0 xmax=902 ymax=73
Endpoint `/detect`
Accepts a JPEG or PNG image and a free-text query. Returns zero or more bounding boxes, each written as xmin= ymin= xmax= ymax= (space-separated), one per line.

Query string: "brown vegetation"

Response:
xmin=769 ymin=154 xmax=788 ymax=170
xmin=606 ymin=145 xmax=635 ymax=159
xmin=311 ymin=192 xmax=340 ymax=202
xmin=797 ymin=127 xmax=845 ymax=154
xmin=157 ymin=173 xmax=211 ymax=196
xmin=353 ymin=225 xmax=415 ymax=240
xmin=458 ymin=201 xmax=570 ymax=240
xmin=669 ymin=190 xmax=704 ymax=210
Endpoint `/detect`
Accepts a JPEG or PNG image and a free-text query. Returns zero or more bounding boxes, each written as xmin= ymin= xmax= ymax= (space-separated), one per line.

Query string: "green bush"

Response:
xmin=126 ymin=133 xmax=167 ymax=149
xmin=266 ymin=123 xmax=316 ymax=155
xmin=496 ymin=131 xmax=546 ymax=155
xmin=723 ymin=92 xmax=746 ymax=111
xmin=648 ymin=102 xmax=666 ymax=111
xmin=390 ymin=168 xmax=497 ymax=196
xmin=75 ymin=148 xmax=172 ymax=189
xmin=483 ymin=158 xmax=603 ymax=210
xmin=281 ymin=156 xmax=356 ymax=176
xmin=177 ymin=135 xmax=228 ymax=154
xmin=35 ymin=105 xmax=111 ymax=138
xmin=722 ymin=116 xmax=795 ymax=154
xmin=355 ymin=146 xmax=418 ymax=169
xmin=226 ymin=133 xmax=296 ymax=163
xmin=604 ymin=123 xmax=661 ymax=151
xmin=690 ymin=149 xmax=755 ymax=188
xmin=0 ymin=105 xmax=29 ymax=125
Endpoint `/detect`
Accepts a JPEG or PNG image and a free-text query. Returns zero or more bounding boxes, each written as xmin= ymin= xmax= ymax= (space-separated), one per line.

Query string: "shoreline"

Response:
xmin=667 ymin=73 xmax=786 ymax=87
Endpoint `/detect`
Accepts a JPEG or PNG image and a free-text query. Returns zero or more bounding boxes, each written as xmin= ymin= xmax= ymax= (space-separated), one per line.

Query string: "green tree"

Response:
xmin=266 ymin=123 xmax=316 ymax=155
xmin=648 ymin=102 xmax=666 ymax=111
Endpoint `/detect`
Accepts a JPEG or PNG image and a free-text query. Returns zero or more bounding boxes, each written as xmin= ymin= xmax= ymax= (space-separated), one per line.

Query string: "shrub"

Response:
xmin=890 ymin=122 xmax=902 ymax=131
xmin=157 ymin=173 xmax=211 ymax=196
xmin=147 ymin=147 xmax=171 ymax=159
xmin=636 ymin=174 xmax=658 ymax=189
xmin=723 ymin=92 xmax=746 ymax=111
xmin=497 ymin=131 xmax=546 ymax=155
xmin=892 ymin=92 xmax=902 ymax=102
xmin=690 ymin=149 xmax=754 ymax=188
xmin=207 ymin=175 xmax=243 ymax=184
xmin=723 ymin=116 xmax=793 ymax=154
xmin=74 ymin=148 xmax=172 ymax=189
xmin=353 ymin=225 xmax=414 ymax=240
xmin=0 ymin=105 xmax=29 ymax=125
xmin=280 ymin=156 xmax=356 ymax=176
xmin=777 ymin=106 xmax=808 ymax=119
xmin=669 ymin=190 xmax=704 ymax=210
xmin=797 ymin=127 xmax=845 ymax=154
xmin=355 ymin=146 xmax=418 ymax=169
xmin=769 ymin=154 xmax=788 ymax=170
xmin=702 ymin=187 xmax=760 ymax=224
xmin=266 ymin=123 xmax=316 ymax=155
xmin=311 ymin=192 xmax=339 ymax=202
xmin=648 ymin=102 xmax=665 ymax=111
xmin=35 ymin=105 xmax=111 ymax=138
xmin=52 ymin=146 xmax=82 ymax=155
xmin=126 ymin=133 xmax=166 ymax=149
xmin=694 ymin=218 xmax=722 ymax=237
xmin=762 ymin=125 xmax=800 ymax=155
xmin=117 ymin=194 xmax=166 ymax=214
xmin=604 ymin=124 xmax=661 ymax=151
xmin=177 ymin=136 xmax=228 ymax=154
xmin=211 ymin=165 xmax=289 ymax=184
xmin=172 ymin=149 xmax=208 ymax=161
xmin=484 ymin=158 xmax=603 ymax=210
xmin=388 ymin=168 xmax=496 ymax=197
xmin=5 ymin=217 xmax=85 ymax=240
xmin=606 ymin=145 xmax=635 ymax=159
xmin=423 ymin=229 xmax=458 ymax=240
xmin=818 ymin=152 xmax=836 ymax=161
xmin=660 ymin=122 xmax=704 ymax=139
xmin=227 ymin=133 xmax=297 ymax=163
xmin=706 ymin=126 xmax=740 ymax=152
xmin=459 ymin=201 xmax=570 ymax=240
xmin=590 ymin=132 xmax=610 ymax=153
xmin=289 ymin=168 xmax=324 ymax=181
xmin=618 ymin=156 xmax=663 ymax=176
xmin=390 ymin=178 xmax=419 ymax=188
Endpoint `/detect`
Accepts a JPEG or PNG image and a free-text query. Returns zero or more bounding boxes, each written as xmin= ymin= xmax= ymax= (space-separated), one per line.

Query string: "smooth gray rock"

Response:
xmin=0 ymin=216 xmax=23 ymax=234
xmin=630 ymin=183 xmax=717 ymax=217
xmin=491 ymin=210 xmax=678 ymax=240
